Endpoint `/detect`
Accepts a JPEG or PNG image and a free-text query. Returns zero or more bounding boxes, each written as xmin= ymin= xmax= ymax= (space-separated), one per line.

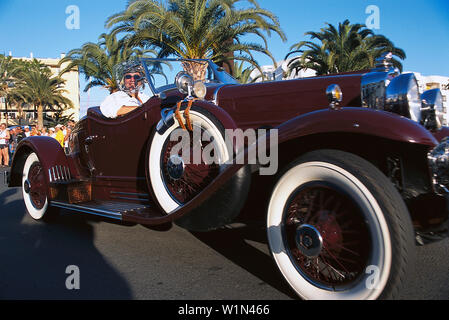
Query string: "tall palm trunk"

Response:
xmin=4 ymin=97 xmax=9 ymax=126
xmin=37 ymin=104 xmax=44 ymax=129
xmin=182 ymin=61 xmax=208 ymax=82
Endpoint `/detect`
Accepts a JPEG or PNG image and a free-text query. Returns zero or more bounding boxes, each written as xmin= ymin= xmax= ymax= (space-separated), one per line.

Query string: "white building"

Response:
xmin=249 ymin=57 xmax=316 ymax=82
xmin=0 ymin=52 xmax=80 ymax=126
xmin=413 ymin=72 xmax=449 ymax=125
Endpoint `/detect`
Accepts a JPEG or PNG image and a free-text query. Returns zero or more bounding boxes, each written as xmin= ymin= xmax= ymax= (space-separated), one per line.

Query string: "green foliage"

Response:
xmin=233 ymin=60 xmax=263 ymax=83
xmin=286 ymin=20 xmax=406 ymax=76
xmin=60 ymin=32 xmax=156 ymax=93
xmin=44 ymin=110 xmax=75 ymax=127
xmin=106 ymin=0 xmax=286 ymax=75
xmin=11 ymin=59 xmax=73 ymax=128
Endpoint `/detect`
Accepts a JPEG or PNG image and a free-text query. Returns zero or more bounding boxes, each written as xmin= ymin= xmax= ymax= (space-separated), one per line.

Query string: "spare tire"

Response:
xmin=147 ymin=105 xmax=251 ymax=231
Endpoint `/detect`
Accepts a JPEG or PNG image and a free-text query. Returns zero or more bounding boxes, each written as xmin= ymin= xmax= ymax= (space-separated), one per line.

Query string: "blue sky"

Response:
xmin=1 ymin=0 xmax=448 ymax=115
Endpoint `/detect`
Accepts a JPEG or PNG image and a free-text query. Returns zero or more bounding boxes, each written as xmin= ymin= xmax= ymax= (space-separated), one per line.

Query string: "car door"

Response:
xmin=89 ymin=110 xmax=151 ymax=177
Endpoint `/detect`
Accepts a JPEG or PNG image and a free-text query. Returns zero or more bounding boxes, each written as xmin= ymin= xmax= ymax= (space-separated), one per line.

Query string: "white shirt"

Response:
xmin=100 ymin=91 xmax=151 ymax=118
xmin=63 ymin=130 xmax=68 ymax=147
xmin=0 ymin=129 xmax=8 ymax=144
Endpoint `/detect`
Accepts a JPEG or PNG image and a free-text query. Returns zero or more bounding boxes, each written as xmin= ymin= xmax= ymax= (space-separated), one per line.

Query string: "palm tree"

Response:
xmin=60 ymin=33 xmax=156 ymax=94
xmin=286 ymin=20 xmax=406 ymax=76
xmin=232 ymin=60 xmax=264 ymax=83
xmin=13 ymin=60 xmax=73 ymax=129
xmin=106 ymin=0 xmax=286 ymax=79
xmin=0 ymin=55 xmax=19 ymax=125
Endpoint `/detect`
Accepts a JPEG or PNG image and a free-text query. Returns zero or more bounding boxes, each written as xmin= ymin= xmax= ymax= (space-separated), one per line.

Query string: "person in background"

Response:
xmin=64 ymin=121 xmax=75 ymax=154
xmin=8 ymin=127 xmax=16 ymax=161
xmin=41 ymin=127 xmax=49 ymax=136
xmin=15 ymin=126 xmax=26 ymax=144
xmin=67 ymin=120 xmax=76 ymax=129
xmin=54 ymin=124 xmax=64 ymax=147
xmin=30 ymin=126 xmax=40 ymax=136
xmin=49 ymin=127 xmax=56 ymax=139
xmin=24 ymin=126 xmax=31 ymax=137
xmin=0 ymin=123 xmax=11 ymax=167
xmin=61 ymin=125 xmax=69 ymax=152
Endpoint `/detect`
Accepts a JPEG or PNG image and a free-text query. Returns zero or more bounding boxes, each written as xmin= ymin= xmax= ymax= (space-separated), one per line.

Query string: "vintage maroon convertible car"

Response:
xmin=5 ymin=54 xmax=449 ymax=299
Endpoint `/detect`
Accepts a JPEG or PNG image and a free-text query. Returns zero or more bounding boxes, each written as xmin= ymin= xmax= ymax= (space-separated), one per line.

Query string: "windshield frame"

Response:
xmin=140 ymin=58 xmax=238 ymax=97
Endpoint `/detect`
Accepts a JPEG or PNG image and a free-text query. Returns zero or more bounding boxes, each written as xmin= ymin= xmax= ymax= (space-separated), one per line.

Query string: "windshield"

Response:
xmin=141 ymin=58 xmax=238 ymax=96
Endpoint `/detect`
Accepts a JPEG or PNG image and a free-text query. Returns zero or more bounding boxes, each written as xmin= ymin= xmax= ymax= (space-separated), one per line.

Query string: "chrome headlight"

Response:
xmin=175 ymin=71 xmax=207 ymax=99
xmin=175 ymin=71 xmax=194 ymax=95
xmin=361 ymin=53 xmax=424 ymax=123
xmin=193 ymin=81 xmax=207 ymax=99
xmin=385 ymin=73 xmax=422 ymax=122
xmin=421 ymin=88 xmax=444 ymax=130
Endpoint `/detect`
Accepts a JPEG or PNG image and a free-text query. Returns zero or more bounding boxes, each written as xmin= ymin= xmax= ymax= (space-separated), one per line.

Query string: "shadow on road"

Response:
xmin=0 ymin=185 xmax=132 ymax=299
xmin=191 ymin=224 xmax=297 ymax=299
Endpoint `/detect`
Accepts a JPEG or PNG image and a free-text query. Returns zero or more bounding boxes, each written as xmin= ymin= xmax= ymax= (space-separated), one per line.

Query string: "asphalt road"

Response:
xmin=1 ymin=166 xmax=449 ymax=300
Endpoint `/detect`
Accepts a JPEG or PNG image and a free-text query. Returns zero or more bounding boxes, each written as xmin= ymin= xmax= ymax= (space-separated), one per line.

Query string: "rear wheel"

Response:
xmin=22 ymin=153 xmax=58 ymax=221
xmin=267 ymin=150 xmax=415 ymax=300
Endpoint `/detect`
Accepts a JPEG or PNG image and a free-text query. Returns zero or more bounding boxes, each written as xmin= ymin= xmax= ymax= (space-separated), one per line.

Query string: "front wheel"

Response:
xmin=267 ymin=150 xmax=415 ymax=300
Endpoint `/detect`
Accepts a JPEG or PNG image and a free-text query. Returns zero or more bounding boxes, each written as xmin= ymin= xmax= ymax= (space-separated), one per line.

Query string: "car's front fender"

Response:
xmin=277 ymin=107 xmax=438 ymax=147
xmin=8 ymin=136 xmax=71 ymax=187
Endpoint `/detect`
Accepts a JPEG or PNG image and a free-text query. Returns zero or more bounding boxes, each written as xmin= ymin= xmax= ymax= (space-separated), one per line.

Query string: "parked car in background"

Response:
xmin=5 ymin=53 xmax=449 ymax=300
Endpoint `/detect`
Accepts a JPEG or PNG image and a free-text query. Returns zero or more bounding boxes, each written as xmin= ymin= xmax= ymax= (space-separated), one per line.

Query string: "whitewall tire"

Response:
xmin=267 ymin=150 xmax=415 ymax=300
xmin=22 ymin=152 xmax=57 ymax=221
xmin=149 ymin=108 xmax=230 ymax=214
xmin=147 ymin=106 xmax=251 ymax=231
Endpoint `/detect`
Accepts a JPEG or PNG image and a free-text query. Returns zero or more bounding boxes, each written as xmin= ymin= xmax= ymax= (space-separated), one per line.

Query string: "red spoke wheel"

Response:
xmin=267 ymin=150 xmax=415 ymax=300
xmin=283 ymin=183 xmax=371 ymax=290
xmin=22 ymin=153 xmax=58 ymax=221
xmin=161 ymin=127 xmax=220 ymax=204
xmin=148 ymin=106 xmax=251 ymax=231
xmin=27 ymin=162 xmax=47 ymax=210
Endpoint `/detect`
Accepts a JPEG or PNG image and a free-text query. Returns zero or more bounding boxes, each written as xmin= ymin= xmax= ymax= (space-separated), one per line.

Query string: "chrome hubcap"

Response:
xmin=23 ymin=179 xmax=31 ymax=194
xmin=295 ymin=224 xmax=323 ymax=258
xmin=167 ymin=155 xmax=185 ymax=180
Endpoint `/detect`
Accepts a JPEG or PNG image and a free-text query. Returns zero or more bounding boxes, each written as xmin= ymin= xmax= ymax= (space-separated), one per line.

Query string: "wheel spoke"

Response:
xmin=162 ymin=127 xmax=221 ymax=204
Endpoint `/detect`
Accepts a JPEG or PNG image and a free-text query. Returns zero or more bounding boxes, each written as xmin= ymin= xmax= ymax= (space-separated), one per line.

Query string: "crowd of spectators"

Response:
xmin=0 ymin=120 xmax=75 ymax=167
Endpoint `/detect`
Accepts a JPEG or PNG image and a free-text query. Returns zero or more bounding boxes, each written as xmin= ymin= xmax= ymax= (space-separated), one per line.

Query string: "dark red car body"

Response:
xmin=6 ymin=58 xmax=449 ymax=300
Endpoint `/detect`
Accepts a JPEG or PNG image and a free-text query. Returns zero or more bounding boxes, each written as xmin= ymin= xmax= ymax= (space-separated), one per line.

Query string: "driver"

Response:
xmin=100 ymin=61 xmax=151 ymax=118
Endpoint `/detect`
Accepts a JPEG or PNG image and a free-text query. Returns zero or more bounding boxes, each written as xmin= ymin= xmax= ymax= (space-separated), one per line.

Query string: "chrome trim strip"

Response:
xmin=140 ymin=58 xmax=238 ymax=97
xmin=212 ymin=84 xmax=226 ymax=105
xmin=110 ymin=196 xmax=151 ymax=203
xmin=59 ymin=166 xmax=63 ymax=180
xmin=52 ymin=167 xmax=56 ymax=181
xmin=110 ymin=191 xmax=149 ymax=197
xmin=48 ymin=169 xmax=52 ymax=183
xmin=50 ymin=201 xmax=123 ymax=220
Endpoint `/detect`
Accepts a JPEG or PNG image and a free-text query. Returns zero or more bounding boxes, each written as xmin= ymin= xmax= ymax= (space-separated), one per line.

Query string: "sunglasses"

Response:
xmin=124 ymin=74 xmax=143 ymax=81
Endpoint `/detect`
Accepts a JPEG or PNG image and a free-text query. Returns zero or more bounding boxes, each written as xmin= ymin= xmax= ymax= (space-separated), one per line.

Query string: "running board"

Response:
xmin=50 ymin=200 xmax=155 ymax=221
